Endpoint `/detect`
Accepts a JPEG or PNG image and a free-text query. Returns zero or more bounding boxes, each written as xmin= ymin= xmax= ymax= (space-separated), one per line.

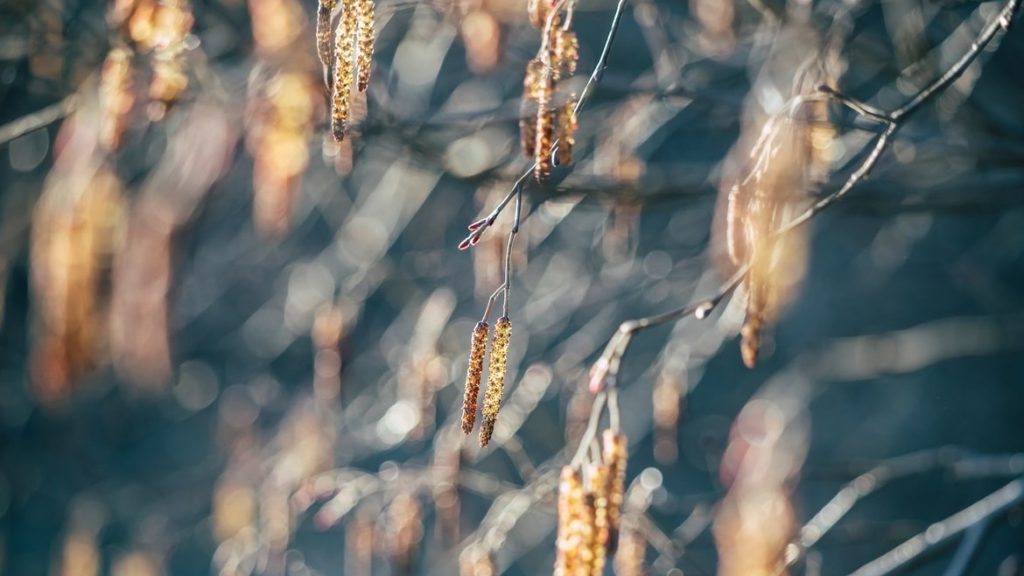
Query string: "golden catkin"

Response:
xmin=614 ymin=523 xmax=646 ymax=576
xmin=533 ymin=68 xmax=555 ymax=181
xmin=556 ymin=96 xmax=576 ymax=167
xmin=553 ymin=29 xmax=579 ymax=76
xmin=554 ymin=466 xmax=587 ymax=575
xmin=602 ymin=430 xmax=627 ymax=553
xmin=740 ymin=273 xmax=767 ymax=369
xmin=462 ymin=321 xmax=488 ymax=434
xmin=587 ymin=465 xmax=611 ymax=574
xmin=527 ymin=0 xmax=550 ymax=29
xmin=99 ymin=45 xmax=135 ymax=151
xmin=331 ymin=0 xmax=357 ymax=142
xmin=316 ymin=0 xmax=337 ymax=88
xmin=356 ymin=0 xmax=375 ymax=92
xmin=520 ymin=59 xmax=543 ymax=158
xmin=479 ymin=316 xmax=511 ymax=447
xmin=147 ymin=0 xmax=193 ymax=115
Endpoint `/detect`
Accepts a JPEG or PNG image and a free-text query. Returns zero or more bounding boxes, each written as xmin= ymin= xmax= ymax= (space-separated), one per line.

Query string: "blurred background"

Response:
xmin=1 ymin=0 xmax=1023 ymax=574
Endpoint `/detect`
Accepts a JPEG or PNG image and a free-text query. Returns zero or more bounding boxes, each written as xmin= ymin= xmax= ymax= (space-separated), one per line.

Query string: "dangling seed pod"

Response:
xmin=556 ymin=96 xmax=576 ymax=167
xmin=479 ymin=316 xmax=511 ymax=447
xmin=356 ymin=0 xmax=374 ymax=92
xmin=331 ymin=0 xmax=357 ymax=141
xmin=462 ymin=321 xmax=488 ymax=434
xmin=316 ymin=0 xmax=337 ymax=88
xmin=602 ymin=430 xmax=627 ymax=553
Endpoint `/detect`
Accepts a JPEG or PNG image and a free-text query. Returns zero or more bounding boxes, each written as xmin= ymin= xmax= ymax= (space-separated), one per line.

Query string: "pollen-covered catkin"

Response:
xmin=356 ymin=0 xmax=374 ymax=92
xmin=553 ymin=29 xmax=578 ymax=76
xmin=316 ymin=0 xmax=337 ymax=87
xmin=99 ymin=45 xmax=135 ymax=151
xmin=479 ymin=316 xmax=511 ymax=447
xmin=520 ymin=59 xmax=543 ymax=158
xmin=556 ymin=97 xmax=576 ymax=167
xmin=554 ymin=466 xmax=586 ymax=575
xmin=331 ymin=0 xmax=357 ymax=141
xmin=533 ymin=69 xmax=555 ymax=181
xmin=603 ymin=430 xmax=627 ymax=553
xmin=587 ymin=464 xmax=611 ymax=574
xmin=462 ymin=321 xmax=488 ymax=434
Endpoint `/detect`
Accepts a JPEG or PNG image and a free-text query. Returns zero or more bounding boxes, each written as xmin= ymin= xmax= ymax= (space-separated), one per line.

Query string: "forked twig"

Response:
xmin=586 ymin=0 xmax=1022 ymax=393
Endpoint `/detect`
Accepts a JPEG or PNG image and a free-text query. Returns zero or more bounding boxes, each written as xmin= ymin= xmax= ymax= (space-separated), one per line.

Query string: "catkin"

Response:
xmin=556 ymin=96 xmax=576 ymax=167
xmin=527 ymin=0 xmax=549 ymax=29
xmin=554 ymin=29 xmax=578 ymax=76
xmin=533 ymin=69 xmax=555 ymax=181
xmin=316 ymin=0 xmax=337 ymax=88
xmin=331 ymin=0 xmax=357 ymax=142
xmin=520 ymin=59 xmax=543 ymax=158
xmin=614 ymin=523 xmax=646 ymax=576
xmin=356 ymin=0 xmax=374 ymax=92
xmin=99 ymin=45 xmax=135 ymax=151
xmin=479 ymin=315 xmax=511 ymax=447
xmin=462 ymin=321 xmax=488 ymax=434
xmin=554 ymin=466 xmax=586 ymax=575
xmin=588 ymin=465 xmax=611 ymax=575
xmin=602 ymin=430 xmax=627 ymax=553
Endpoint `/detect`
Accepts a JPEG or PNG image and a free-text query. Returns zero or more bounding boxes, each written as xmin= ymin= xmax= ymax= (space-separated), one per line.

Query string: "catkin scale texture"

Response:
xmin=462 ymin=321 xmax=488 ymax=434
xmin=479 ymin=316 xmax=511 ymax=446
xmin=331 ymin=0 xmax=357 ymax=142
xmin=602 ymin=430 xmax=627 ymax=553
xmin=356 ymin=0 xmax=374 ymax=92
xmin=587 ymin=465 xmax=611 ymax=574
xmin=316 ymin=0 xmax=337 ymax=86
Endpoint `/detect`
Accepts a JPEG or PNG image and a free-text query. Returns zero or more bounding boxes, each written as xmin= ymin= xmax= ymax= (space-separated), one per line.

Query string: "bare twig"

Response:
xmin=586 ymin=0 xmax=1022 ymax=393
xmin=0 ymin=95 xmax=78 ymax=146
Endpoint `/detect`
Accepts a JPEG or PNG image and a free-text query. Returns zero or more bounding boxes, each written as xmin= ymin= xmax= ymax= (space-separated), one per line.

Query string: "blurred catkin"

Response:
xmin=556 ymin=96 xmax=576 ymax=166
xmin=614 ymin=522 xmax=646 ymax=576
xmin=99 ymin=45 xmax=135 ymax=151
xmin=588 ymin=464 xmax=611 ymax=574
xmin=479 ymin=316 xmax=511 ymax=447
xmin=462 ymin=321 xmax=488 ymax=434
xmin=603 ymin=430 xmax=627 ymax=553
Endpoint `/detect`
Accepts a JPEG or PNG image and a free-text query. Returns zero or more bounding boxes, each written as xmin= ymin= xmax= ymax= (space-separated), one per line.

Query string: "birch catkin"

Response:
xmin=587 ymin=464 xmax=611 ymax=575
xmin=331 ymin=0 xmax=357 ymax=141
xmin=556 ymin=97 xmax=577 ymax=167
xmin=554 ymin=466 xmax=585 ymax=575
xmin=462 ymin=321 xmax=488 ymax=434
xmin=316 ymin=0 xmax=337 ymax=87
xmin=356 ymin=0 xmax=374 ymax=92
xmin=602 ymin=430 xmax=627 ymax=553
xmin=479 ymin=316 xmax=511 ymax=447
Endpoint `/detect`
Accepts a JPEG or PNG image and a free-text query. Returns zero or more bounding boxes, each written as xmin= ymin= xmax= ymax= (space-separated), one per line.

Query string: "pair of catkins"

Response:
xmin=461 ymin=317 xmax=512 ymax=447
xmin=317 ymin=0 xmax=375 ymax=142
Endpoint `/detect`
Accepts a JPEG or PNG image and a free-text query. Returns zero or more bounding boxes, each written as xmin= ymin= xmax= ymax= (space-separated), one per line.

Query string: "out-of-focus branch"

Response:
xmin=586 ymin=0 xmax=1023 ymax=394
xmin=0 ymin=95 xmax=78 ymax=146
xmin=850 ymin=476 xmax=1024 ymax=576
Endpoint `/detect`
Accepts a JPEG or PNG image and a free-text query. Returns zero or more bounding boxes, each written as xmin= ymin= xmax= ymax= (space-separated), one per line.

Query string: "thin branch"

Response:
xmin=850 ymin=476 xmax=1024 ymax=576
xmin=586 ymin=0 xmax=1023 ymax=393
xmin=458 ymin=0 xmax=631 ymax=250
xmin=0 ymin=95 xmax=78 ymax=146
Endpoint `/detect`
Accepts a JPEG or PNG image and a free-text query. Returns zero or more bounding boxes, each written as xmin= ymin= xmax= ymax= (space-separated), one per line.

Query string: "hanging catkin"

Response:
xmin=356 ymin=0 xmax=374 ymax=92
xmin=479 ymin=316 xmax=511 ymax=447
xmin=331 ymin=0 xmax=357 ymax=141
xmin=602 ymin=430 xmax=627 ymax=553
xmin=462 ymin=321 xmax=488 ymax=434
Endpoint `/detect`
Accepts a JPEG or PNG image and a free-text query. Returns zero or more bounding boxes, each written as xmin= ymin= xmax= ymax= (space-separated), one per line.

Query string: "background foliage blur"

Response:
xmin=1 ymin=0 xmax=1023 ymax=574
